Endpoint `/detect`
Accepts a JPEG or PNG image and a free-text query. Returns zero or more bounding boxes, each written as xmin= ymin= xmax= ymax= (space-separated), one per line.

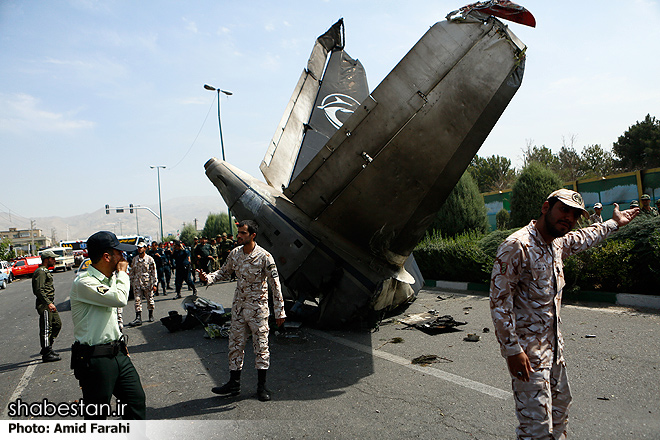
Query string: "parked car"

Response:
xmin=0 ymin=272 xmax=9 ymax=289
xmin=11 ymin=256 xmax=43 ymax=277
xmin=0 ymin=261 xmax=14 ymax=283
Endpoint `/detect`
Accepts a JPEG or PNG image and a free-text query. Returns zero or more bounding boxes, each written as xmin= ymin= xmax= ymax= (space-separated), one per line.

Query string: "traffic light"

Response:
xmin=105 ymin=204 xmax=110 ymax=215
xmin=129 ymin=204 xmax=134 ymax=213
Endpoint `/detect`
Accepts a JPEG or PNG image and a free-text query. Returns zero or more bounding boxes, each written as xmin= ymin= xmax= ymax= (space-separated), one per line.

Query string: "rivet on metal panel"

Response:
xmin=345 ymin=130 xmax=352 ymax=137
xmin=361 ymin=152 xmax=373 ymax=163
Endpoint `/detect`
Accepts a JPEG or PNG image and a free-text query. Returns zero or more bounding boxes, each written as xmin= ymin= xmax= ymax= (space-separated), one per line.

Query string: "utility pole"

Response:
xmin=30 ymin=219 xmax=35 ymax=255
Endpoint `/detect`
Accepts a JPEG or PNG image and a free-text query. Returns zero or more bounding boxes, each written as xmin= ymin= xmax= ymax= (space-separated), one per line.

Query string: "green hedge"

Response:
xmin=414 ymin=217 xmax=660 ymax=294
xmin=413 ymin=230 xmax=492 ymax=284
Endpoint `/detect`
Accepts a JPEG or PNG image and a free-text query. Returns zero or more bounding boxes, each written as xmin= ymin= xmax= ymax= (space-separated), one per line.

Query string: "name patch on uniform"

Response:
xmin=97 ymin=286 xmax=110 ymax=294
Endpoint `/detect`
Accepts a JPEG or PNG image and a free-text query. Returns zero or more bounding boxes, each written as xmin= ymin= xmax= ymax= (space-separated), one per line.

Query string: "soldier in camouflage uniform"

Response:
xmin=32 ymin=250 xmax=61 ymax=362
xmin=490 ymin=189 xmax=638 ymax=440
xmin=639 ymin=194 xmax=658 ymax=217
xmin=199 ymin=220 xmax=285 ymax=402
xmin=127 ymin=242 xmax=157 ymax=326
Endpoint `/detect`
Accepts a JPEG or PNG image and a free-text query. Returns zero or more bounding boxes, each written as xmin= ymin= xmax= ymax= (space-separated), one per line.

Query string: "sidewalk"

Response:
xmin=424 ymin=279 xmax=660 ymax=310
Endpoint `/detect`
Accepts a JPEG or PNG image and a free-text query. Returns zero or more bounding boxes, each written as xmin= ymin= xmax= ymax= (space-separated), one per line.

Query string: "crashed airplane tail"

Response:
xmin=206 ymin=3 xmax=533 ymax=327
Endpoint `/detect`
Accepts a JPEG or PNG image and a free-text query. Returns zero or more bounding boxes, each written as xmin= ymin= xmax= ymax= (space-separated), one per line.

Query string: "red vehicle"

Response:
xmin=11 ymin=257 xmax=43 ymax=277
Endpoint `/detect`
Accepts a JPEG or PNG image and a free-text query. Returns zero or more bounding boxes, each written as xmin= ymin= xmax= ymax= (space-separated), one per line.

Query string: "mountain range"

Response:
xmin=1 ymin=196 xmax=227 ymax=243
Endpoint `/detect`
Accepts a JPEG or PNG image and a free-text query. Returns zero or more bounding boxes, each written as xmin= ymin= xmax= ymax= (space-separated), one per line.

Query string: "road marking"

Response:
xmin=310 ymin=329 xmax=512 ymax=400
xmin=1 ymin=360 xmax=41 ymax=418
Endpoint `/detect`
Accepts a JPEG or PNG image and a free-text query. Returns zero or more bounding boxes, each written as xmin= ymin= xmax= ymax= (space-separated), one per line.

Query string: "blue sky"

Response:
xmin=1 ymin=0 xmax=659 ymax=224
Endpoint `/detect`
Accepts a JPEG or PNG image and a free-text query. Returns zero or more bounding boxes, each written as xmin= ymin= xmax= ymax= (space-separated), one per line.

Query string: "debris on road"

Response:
xmin=204 ymin=323 xmax=231 ymax=339
xmin=376 ymin=337 xmax=404 ymax=349
xmin=411 ymin=354 xmax=453 ymax=366
xmin=160 ymin=296 xmax=230 ymax=333
xmin=274 ymin=321 xmax=307 ymax=344
xmin=400 ymin=311 xmax=467 ymax=335
xmin=464 ymin=333 xmax=480 ymax=342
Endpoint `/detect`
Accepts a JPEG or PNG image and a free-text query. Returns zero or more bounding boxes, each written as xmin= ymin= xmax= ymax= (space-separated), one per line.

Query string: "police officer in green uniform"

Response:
xmin=70 ymin=231 xmax=146 ymax=420
xmin=32 ymin=250 xmax=61 ymax=363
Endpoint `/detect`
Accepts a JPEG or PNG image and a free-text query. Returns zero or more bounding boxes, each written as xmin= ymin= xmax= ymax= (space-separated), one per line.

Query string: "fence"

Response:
xmin=483 ymin=167 xmax=660 ymax=230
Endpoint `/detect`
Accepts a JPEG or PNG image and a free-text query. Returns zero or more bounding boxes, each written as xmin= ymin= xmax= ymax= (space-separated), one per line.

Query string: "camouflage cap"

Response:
xmin=641 ymin=194 xmax=651 ymax=200
xmin=40 ymin=250 xmax=57 ymax=258
xmin=630 ymin=200 xmax=639 ymax=208
xmin=547 ymin=189 xmax=588 ymax=217
xmin=593 ymin=202 xmax=602 ymax=209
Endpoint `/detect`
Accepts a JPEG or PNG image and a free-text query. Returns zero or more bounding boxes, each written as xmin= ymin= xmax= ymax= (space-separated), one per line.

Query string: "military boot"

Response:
xmin=127 ymin=312 xmax=142 ymax=327
xmin=257 ymin=369 xmax=271 ymax=401
xmin=211 ymin=370 xmax=241 ymax=396
xmin=42 ymin=347 xmax=61 ymax=363
xmin=148 ymin=310 xmax=154 ymax=322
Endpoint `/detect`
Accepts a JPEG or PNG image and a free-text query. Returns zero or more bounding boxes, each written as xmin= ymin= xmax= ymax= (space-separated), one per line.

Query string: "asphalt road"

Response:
xmin=1 ymin=269 xmax=658 ymax=439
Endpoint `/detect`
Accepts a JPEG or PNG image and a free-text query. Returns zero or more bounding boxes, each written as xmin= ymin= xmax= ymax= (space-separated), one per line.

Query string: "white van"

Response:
xmin=39 ymin=247 xmax=75 ymax=272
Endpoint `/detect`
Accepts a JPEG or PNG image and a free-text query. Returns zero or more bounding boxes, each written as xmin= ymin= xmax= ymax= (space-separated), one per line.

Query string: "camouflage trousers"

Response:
xmin=133 ymin=288 xmax=155 ymax=312
xmin=512 ymin=359 xmax=572 ymax=440
xmin=228 ymin=299 xmax=270 ymax=371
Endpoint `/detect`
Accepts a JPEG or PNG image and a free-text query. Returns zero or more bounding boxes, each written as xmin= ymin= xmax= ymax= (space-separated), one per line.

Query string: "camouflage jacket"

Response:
xmin=207 ymin=244 xmax=285 ymax=319
xmin=129 ymin=254 xmax=157 ymax=290
xmin=490 ymin=219 xmax=618 ymax=369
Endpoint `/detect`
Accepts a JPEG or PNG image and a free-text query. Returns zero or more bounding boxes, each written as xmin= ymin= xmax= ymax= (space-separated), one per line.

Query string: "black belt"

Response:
xmin=79 ymin=336 xmax=127 ymax=357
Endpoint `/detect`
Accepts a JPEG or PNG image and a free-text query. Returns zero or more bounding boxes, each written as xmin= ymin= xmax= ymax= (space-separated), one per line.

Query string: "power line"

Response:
xmin=168 ymin=95 xmax=216 ymax=170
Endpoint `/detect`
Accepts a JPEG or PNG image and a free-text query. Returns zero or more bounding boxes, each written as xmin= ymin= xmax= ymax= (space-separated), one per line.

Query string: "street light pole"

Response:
xmin=150 ymin=166 xmax=166 ymax=241
xmin=204 ymin=84 xmax=234 ymax=234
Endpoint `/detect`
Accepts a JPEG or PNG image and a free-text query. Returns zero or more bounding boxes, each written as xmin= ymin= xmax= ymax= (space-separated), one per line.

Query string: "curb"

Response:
xmin=423 ymin=280 xmax=660 ymax=310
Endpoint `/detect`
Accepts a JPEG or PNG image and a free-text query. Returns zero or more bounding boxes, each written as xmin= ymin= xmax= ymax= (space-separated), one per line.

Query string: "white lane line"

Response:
xmin=1 ymin=359 xmax=41 ymax=418
xmin=309 ymin=329 xmax=512 ymax=400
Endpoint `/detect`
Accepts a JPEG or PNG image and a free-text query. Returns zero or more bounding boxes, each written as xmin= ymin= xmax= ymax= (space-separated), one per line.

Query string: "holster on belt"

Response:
xmin=70 ymin=336 xmax=128 ymax=378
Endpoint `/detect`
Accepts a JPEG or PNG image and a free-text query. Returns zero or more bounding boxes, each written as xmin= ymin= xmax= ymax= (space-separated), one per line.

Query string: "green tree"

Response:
xmin=179 ymin=224 xmax=198 ymax=247
xmin=202 ymin=213 xmax=232 ymax=239
xmin=0 ymin=237 xmax=15 ymax=261
xmin=428 ymin=171 xmax=489 ymax=237
xmin=580 ymin=144 xmax=617 ymax=178
xmin=613 ymin=114 xmax=660 ymax=171
xmin=509 ymin=163 xmax=563 ymax=227
xmin=522 ymin=144 xmax=560 ymax=171
xmin=468 ymin=155 xmax=517 ymax=193
xmin=557 ymin=146 xmax=585 ymax=181
xmin=496 ymin=208 xmax=510 ymax=230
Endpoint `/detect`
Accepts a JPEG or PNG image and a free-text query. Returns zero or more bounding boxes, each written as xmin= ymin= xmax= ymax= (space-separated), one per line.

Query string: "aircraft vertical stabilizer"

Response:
xmin=207 ymin=3 xmax=534 ymax=327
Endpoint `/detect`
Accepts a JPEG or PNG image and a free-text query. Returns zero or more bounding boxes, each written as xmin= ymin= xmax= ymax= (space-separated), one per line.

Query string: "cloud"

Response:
xmin=0 ymin=93 xmax=95 ymax=134
xmin=183 ymin=17 xmax=198 ymax=34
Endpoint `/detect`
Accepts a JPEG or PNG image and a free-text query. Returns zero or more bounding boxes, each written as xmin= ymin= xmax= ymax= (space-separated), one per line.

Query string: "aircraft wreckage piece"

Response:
xmin=206 ymin=4 xmax=533 ymax=327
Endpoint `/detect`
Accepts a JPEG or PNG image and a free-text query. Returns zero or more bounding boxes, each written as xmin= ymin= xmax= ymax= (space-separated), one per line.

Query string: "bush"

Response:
xmin=509 ymin=163 xmax=563 ymax=227
xmin=477 ymin=227 xmax=521 ymax=258
xmin=413 ymin=230 xmax=491 ymax=284
xmin=428 ymin=171 xmax=490 ymax=237
xmin=607 ymin=215 xmax=660 ymax=292
xmin=496 ymin=208 xmax=510 ymax=230
xmin=564 ymin=239 xmax=635 ymax=292
xmin=414 ymin=217 xmax=658 ymax=294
